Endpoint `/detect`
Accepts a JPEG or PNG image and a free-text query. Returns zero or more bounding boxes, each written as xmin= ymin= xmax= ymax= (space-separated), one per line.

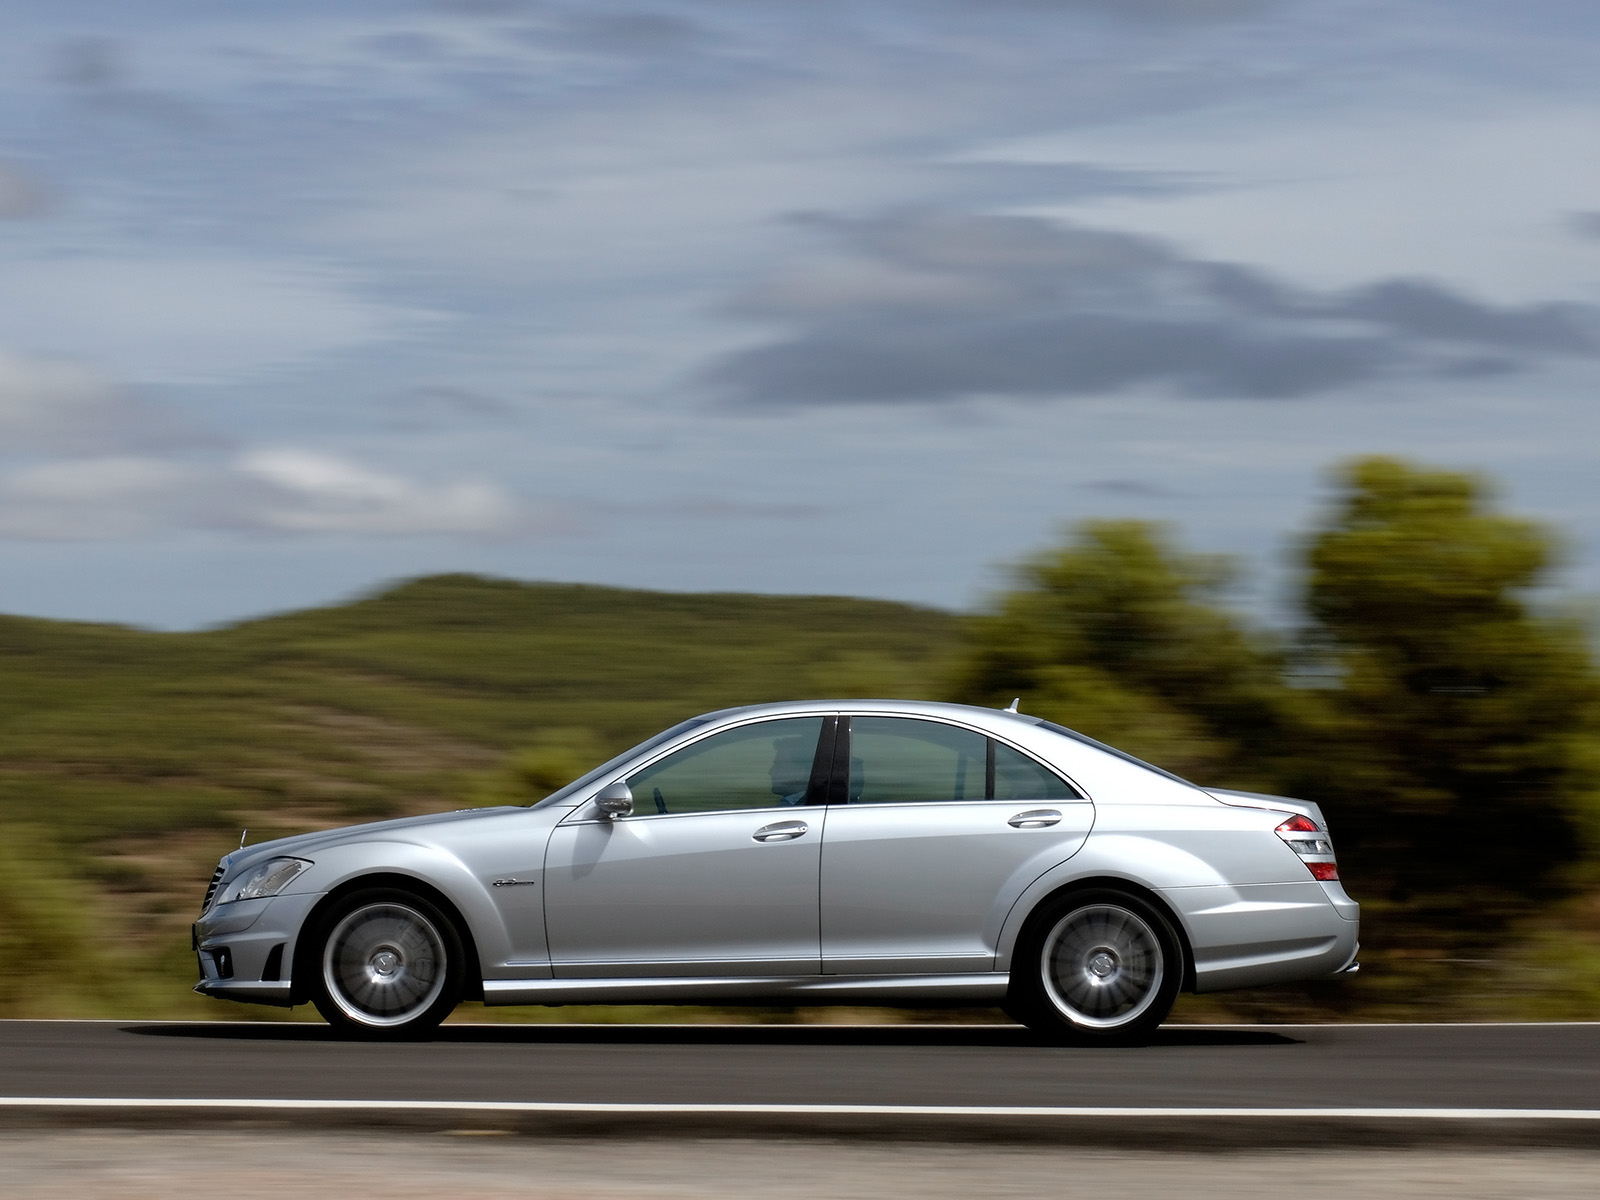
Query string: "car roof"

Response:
xmin=694 ymin=699 xmax=1044 ymax=731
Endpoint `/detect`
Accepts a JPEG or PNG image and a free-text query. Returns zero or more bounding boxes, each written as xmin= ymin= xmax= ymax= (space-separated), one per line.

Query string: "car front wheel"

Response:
xmin=1007 ymin=889 xmax=1182 ymax=1045
xmin=311 ymin=888 xmax=464 ymax=1038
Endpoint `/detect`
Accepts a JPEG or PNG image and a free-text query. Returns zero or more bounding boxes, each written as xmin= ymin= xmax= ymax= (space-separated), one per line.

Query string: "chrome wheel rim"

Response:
xmin=321 ymin=902 xmax=446 ymax=1027
xmin=1040 ymin=903 xmax=1165 ymax=1030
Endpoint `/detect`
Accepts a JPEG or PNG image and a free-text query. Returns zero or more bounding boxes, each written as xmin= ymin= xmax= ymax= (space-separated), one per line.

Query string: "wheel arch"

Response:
xmin=289 ymin=873 xmax=485 ymax=1006
xmin=1000 ymin=874 xmax=1197 ymax=993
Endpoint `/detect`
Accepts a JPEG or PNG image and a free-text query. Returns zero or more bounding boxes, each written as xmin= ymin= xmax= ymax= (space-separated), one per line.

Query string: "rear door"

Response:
xmin=819 ymin=715 xmax=1094 ymax=974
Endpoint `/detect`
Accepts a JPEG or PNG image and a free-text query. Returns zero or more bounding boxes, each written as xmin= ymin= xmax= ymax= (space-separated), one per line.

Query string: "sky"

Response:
xmin=2 ymin=0 xmax=1600 ymax=628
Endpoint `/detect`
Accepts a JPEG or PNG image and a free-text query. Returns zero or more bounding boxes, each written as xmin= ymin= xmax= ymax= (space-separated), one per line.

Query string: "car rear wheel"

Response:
xmin=311 ymin=888 xmax=464 ymax=1039
xmin=1007 ymin=889 xmax=1182 ymax=1045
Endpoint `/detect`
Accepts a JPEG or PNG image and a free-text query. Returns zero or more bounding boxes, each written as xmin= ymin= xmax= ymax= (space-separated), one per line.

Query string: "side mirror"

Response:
xmin=594 ymin=780 xmax=633 ymax=820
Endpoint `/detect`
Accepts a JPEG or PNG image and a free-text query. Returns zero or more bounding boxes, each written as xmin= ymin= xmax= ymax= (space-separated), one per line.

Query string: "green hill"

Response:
xmin=0 ymin=574 xmax=959 ymax=1017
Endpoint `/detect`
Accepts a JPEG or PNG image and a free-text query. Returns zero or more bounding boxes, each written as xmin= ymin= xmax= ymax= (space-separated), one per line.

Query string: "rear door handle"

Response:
xmin=752 ymin=820 xmax=809 ymax=842
xmin=1008 ymin=809 xmax=1062 ymax=829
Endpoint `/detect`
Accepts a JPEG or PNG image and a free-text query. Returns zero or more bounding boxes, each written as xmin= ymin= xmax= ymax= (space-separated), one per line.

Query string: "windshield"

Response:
xmin=1035 ymin=720 xmax=1200 ymax=789
xmin=528 ymin=717 xmax=714 ymax=808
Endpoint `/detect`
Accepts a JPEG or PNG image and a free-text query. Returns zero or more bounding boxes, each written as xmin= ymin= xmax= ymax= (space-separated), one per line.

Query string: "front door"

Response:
xmin=544 ymin=716 xmax=830 ymax=977
xmin=820 ymin=715 xmax=1095 ymax=973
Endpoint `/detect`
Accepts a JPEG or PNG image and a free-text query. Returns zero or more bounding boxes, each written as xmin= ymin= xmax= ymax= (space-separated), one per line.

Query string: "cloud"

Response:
xmin=706 ymin=211 xmax=1600 ymax=405
xmin=1332 ymin=279 xmax=1595 ymax=354
xmin=0 ymin=258 xmax=432 ymax=385
xmin=232 ymin=449 xmax=516 ymax=535
xmin=357 ymin=31 xmax=452 ymax=62
xmin=53 ymin=37 xmax=125 ymax=89
xmin=0 ymin=163 xmax=56 ymax=220
xmin=595 ymin=494 xmax=829 ymax=521
xmin=557 ymin=12 xmax=708 ymax=56
xmin=52 ymin=35 xmax=209 ymax=128
xmin=1570 ymin=211 xmax=1600 ymax=240
xmin=0 ymin=346 xmax=513 ymax=540
xmin=933 ymin=161 xmax=1206 ymax=208
xmin=0 ymin=347 xmax=196 ymax=453
xmin=1083 ymin=479 xmax=1182 ymax=499
xmin=0 ymin=457 xmax=192 ymax=539
xmin=0 ymin=448 xmax=518 ymax=541
xmin=985 ymin=0 xmax=1273 ymax=19
xmin=426 ymin=0 xmax=530 ymax=14
xmin=386 ymin=385 xmax=516 ymax=431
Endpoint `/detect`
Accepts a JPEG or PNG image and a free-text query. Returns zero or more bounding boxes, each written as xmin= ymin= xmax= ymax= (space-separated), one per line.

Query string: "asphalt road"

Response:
xmin=2 ymin=1020 xmax=1597 ymax=1110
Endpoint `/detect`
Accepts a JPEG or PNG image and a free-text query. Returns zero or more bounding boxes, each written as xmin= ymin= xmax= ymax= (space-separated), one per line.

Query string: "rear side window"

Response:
xmin=844 ymin=716 xmax=1082 ymax=804
xmin=992 ymin=740 xmax=1081 ymax=801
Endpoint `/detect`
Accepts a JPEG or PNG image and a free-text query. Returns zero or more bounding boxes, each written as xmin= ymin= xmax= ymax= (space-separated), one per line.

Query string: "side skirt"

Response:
xmin=481 ymin=973 xmax=1010 ymax=1007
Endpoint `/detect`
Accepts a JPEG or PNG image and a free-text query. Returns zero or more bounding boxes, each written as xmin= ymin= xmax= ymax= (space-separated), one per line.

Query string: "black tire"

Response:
xmin=1005 ymin=888 xmax=1183 ymax=1045
xmin=310 ymin=887 xmax=464 ymax=1039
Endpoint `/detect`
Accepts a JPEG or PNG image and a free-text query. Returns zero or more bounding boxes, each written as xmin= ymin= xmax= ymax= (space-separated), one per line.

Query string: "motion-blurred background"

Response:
xmin=3 ymin=0 xmax=1600 ymax=1022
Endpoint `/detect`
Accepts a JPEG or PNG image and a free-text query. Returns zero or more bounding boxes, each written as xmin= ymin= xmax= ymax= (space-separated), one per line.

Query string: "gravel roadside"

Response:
xmin=3 ymin=1130 xmax=1597 ymax=1199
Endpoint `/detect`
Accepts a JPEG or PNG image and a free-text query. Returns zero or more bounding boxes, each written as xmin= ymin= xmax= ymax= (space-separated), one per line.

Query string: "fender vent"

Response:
xmin=201 ymin=864 xmax=225 ymax=913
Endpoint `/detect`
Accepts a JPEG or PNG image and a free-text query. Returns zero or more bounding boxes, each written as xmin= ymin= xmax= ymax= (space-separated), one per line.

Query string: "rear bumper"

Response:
xmin=1162 ymin=881 xmax=1361 ymax=993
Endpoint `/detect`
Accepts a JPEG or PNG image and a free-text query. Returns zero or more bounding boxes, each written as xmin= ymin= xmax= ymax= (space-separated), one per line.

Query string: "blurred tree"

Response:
xmin=951 ymin=520 xmax=1299 ymax=790
xmin=1297 ymin=456 xmax=1599 ymax=901
xmin=473 ymin=728 xmax=604 ymax=806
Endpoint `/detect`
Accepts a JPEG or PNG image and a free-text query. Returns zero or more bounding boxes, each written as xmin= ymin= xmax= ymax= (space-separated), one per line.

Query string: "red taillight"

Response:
xmin=1275 ymin=814 xmax=1338 ymax=881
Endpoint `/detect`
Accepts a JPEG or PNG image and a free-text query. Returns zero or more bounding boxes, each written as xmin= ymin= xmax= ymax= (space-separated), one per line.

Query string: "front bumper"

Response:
xmin=192 ymin=890 xmax=324 ymax=1008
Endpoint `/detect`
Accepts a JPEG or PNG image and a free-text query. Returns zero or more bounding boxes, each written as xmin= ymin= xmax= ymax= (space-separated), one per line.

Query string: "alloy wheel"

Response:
xmin=320 ymin=901 xmax=448 ymax=1028
xmin=1039 ymin=902 xmax=1166 ymax=1030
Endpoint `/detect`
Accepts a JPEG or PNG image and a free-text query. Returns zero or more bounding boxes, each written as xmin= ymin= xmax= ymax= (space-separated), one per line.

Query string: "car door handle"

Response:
xmin=1008 ymin=809 xmax=1062 ymax=829
xmin=752 ymin=820 xmax=809 ymax=842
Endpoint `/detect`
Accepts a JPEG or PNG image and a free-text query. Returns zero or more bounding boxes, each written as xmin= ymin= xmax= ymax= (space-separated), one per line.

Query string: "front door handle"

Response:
xmin=752 ymin=820 xmax=809 ymax=842
xmin=1008 ymin=809 xmax=1062 ymax=829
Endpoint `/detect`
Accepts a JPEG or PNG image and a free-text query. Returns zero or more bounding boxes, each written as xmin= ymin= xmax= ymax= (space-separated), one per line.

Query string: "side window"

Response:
xmin=992 ymin=741 xmax=1082 ymax=801
xmin=847 ymin=717 xmax=988 ymax=804
xmin=625 ymin=717 xmax=824 ymax=816
xmin=843 ymin=717 xmax=1083 ymax=804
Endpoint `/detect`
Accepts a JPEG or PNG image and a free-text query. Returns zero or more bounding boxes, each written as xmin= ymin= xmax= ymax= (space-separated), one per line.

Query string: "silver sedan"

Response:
xmin=193 ymin=700 xmax=1359 ymax=1041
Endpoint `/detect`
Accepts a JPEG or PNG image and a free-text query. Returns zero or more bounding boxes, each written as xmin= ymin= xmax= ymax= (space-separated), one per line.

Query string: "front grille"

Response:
xmin=201 ymin=864 xmax=225 ymax=913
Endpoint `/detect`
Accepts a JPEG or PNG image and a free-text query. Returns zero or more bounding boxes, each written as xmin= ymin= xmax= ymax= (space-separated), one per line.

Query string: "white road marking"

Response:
xmin=1 ymin=1098 xmax=1598 ymax=1120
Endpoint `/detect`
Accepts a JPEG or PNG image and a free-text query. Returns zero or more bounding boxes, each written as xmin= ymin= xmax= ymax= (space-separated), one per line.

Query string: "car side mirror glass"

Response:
xmin=594 ymin=780 xmax=633 ymax=820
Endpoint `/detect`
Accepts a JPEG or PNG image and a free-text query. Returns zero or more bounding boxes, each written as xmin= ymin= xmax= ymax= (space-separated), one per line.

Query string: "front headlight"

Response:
xmin=215 ymin=857 xmax=312 ymax=906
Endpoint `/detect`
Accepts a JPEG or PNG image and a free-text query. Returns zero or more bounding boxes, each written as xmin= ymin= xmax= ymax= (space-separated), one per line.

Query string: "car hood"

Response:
xmin=220 ymin=805 xmax=530 ymax=876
